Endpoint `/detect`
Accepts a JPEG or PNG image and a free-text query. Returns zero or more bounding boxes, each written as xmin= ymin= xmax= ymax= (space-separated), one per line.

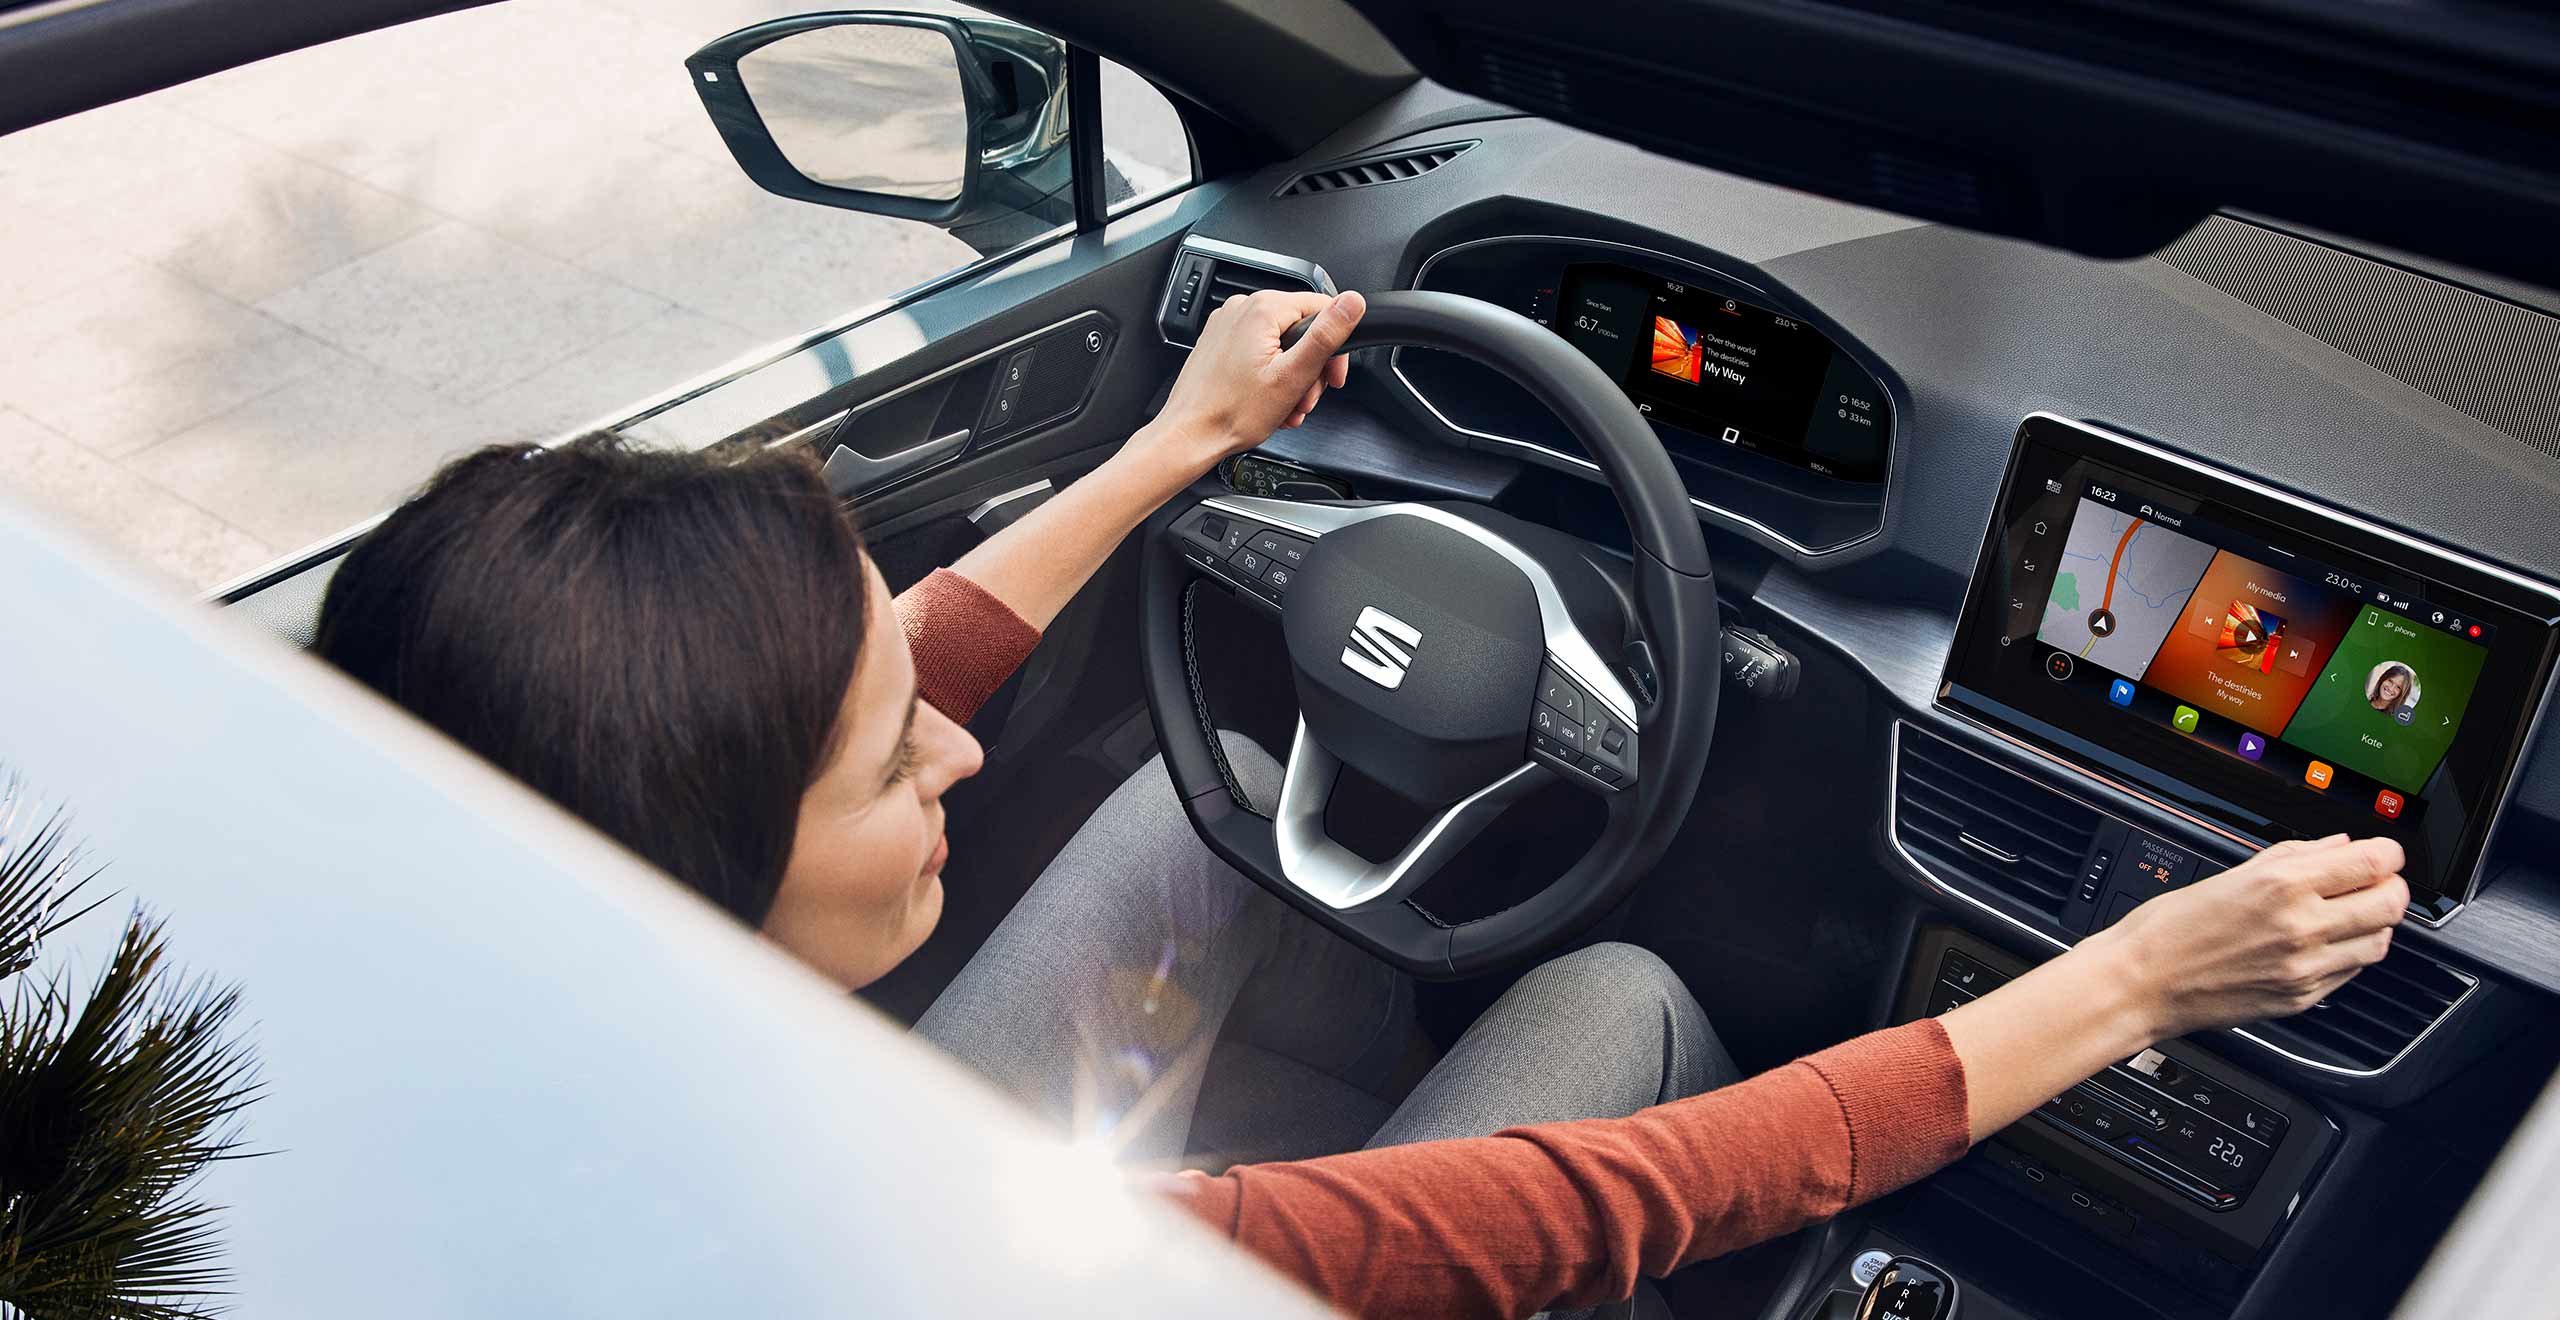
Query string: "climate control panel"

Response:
xmin=1896 ymin=927 xmax=2338 ymax=1267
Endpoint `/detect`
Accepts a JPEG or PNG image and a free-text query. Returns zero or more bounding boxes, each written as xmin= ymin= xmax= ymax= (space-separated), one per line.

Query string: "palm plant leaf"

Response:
xmin=0 ymin=776 xmax=261 ymax=1319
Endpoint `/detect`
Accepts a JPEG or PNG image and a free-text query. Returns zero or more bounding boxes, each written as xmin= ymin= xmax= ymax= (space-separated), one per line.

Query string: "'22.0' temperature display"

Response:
xmin=1550 ymin=263 xmax=1888 ymax=481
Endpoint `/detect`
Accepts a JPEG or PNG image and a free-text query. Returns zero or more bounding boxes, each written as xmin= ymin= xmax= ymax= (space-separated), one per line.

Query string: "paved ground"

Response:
xmin=0 ymin=0 xmax=1184 ymax=592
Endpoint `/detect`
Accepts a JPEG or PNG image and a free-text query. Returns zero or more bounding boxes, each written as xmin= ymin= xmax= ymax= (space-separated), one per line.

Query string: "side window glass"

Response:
xmin=1101 ymin=61 xmax=1196 ymax=214
xmin=0 ymin=4 xmax=1196 ymax=597
xmin=0 ymin=1 xmax=995 ymax=595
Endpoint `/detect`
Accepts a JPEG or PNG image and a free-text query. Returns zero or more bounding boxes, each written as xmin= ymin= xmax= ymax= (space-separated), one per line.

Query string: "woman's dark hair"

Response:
xmin=313 ymin=434 xmax=867 ymax=924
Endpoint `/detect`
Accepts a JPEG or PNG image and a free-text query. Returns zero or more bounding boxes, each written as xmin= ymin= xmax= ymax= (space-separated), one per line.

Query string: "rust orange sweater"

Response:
xmin=899 ymin=567 xmax=1977 ymax=1318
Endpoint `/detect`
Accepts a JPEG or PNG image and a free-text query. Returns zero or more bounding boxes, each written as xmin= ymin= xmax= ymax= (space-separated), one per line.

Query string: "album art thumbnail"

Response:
xmin=1649 ymin=316 xmax=1703 ymax=383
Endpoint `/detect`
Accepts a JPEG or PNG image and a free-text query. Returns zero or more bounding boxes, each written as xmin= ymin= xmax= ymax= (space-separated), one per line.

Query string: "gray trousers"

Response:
xmin=918 ymin=742 xmax=1736 ymax=1313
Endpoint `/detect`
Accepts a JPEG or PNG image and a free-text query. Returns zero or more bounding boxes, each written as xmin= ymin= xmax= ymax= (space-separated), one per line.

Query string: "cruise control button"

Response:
xmin=1228 ymin=547 xmax=1270 ymax=577
xmin=1249 ymin=531 xmax=1313 ymax=567
xmin=1537 ymin=670 xmax=1582 ymax=719
xmin=1222 ymin=522 xmax=1253 ymax=554
xmin=1263 ymin=565 xmax=1295 ymax=592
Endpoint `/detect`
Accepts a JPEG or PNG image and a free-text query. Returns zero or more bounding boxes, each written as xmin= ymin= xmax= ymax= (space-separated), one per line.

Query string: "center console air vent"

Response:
xmin=1276 ymin=141 xmax=1477 ymax=198
xmin=2241 ymin=941 xmax=2477 ymax=1074
xmin=1894 ymin=726 xmax=2100 ymax=926
xmin=1157 ymin=236 xmax=1334 ymax=349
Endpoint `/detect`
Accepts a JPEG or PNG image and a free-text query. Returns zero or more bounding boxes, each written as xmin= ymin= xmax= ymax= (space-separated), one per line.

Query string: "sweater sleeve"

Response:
xmin=893 ymin=568 xmax=1042 ymax=723
xmin=1159 ymin=1018 xmax=1970 ymax=1319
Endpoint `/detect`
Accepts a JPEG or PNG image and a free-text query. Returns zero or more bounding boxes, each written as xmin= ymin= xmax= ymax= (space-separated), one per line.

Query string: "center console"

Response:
xmin=1849 ymin=413 xmax=2560 ymax=1317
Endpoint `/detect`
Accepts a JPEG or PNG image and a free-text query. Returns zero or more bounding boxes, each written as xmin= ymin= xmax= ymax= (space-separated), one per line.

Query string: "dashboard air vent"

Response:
xmin=1894 ymin=726 xmax=2100 ymax=925
xmin=1278 ymin=142 xmax=1477 ymax=198
xmin=1158 ymin=237 xmax=1333 ymax=349
xmin=2245 ymin=941 xmax=2474 ymax=1073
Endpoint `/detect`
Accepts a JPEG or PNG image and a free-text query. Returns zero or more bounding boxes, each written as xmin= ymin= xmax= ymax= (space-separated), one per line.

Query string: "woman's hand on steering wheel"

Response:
xmin=1136 ymin=288 xmax=1367 ymax=479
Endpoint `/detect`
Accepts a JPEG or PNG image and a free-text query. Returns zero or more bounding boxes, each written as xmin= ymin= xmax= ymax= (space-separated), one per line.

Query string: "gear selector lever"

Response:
xmin=1856 ymin=1256 xmax=1959 ymax=1320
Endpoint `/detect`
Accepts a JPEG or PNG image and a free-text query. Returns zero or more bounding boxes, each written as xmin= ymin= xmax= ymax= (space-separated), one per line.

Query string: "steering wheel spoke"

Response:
xmin=1273 ymin=721 xmax=1552 ymax=911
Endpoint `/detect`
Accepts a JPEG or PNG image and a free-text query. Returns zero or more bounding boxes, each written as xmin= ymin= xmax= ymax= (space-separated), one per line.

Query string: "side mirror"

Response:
xmin=686 ymin=13 xmax=1074 ymax=249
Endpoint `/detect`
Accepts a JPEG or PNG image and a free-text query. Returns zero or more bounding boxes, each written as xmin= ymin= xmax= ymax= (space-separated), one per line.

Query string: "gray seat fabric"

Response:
xmin=1187 ymin=1039 xmax=1398 ymax=1170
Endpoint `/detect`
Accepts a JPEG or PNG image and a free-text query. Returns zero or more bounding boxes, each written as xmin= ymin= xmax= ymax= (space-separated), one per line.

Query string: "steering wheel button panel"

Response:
xmin=1530 ymin=666 xmax=1636 ymax=791
xmin=1537 ymin=669 xmax=1582 ymax=719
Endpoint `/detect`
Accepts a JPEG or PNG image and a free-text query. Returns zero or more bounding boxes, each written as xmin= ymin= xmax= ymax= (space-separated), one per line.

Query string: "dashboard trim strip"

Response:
xmin=1886 ymin=720 xmax=2481 ymax=1081
xmin=1937 ymin=410 xmax=2560 ymax=929
xmin=1392 ymin=233 xmax=1896 ymax=558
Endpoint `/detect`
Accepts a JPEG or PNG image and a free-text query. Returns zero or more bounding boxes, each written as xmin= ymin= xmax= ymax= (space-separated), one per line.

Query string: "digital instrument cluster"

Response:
xmin=1550 ymin=263 xmax=1888 ymax=481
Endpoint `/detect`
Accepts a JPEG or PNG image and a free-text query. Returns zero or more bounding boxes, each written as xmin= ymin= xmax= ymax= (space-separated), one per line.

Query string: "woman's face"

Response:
xmin=2376 ymin=672 xmax=2408 ymax=708
xmin=762 ymin=557 xmax=985 ymax=988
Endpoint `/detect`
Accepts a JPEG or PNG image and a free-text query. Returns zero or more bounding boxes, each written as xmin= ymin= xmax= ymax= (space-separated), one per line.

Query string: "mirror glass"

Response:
xmin=737 ymin=24 xmax=968 ymax=201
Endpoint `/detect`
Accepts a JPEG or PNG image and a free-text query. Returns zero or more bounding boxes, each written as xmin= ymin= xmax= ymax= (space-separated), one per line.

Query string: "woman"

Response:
xmin=314 ymin=289 xmax=2408 ymax=1319
xmin=2371 ymin=663 xmax=2416 ymax=713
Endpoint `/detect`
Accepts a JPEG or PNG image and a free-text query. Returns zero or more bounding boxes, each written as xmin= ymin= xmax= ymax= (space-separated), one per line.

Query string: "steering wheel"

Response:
xmin=1138 ymin=290 xmax=1719 ymax=978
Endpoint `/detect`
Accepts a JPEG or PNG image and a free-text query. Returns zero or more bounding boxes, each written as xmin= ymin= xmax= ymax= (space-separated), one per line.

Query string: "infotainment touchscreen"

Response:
xmin=1550 ymin=263 xmax=1888 ymax=481
xmin=1943 ymin=414 xmax=2560 ymax=922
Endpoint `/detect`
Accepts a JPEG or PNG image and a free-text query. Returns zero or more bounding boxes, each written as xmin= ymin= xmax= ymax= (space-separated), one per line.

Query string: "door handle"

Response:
xmin=822 ymin=428 xmax=970 ymax=498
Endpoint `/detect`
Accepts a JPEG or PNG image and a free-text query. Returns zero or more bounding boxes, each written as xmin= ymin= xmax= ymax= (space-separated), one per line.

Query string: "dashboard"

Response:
xmin=1168 ymin=100 xmax=2560 ymax=1320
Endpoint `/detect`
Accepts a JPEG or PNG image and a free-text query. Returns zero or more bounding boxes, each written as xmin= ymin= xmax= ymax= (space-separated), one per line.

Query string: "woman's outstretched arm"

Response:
xmin=1166 ymin=835 xmax=2408 ymax=1319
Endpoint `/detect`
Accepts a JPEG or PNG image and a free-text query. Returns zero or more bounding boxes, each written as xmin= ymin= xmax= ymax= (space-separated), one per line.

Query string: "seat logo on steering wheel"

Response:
xmin=1341 ymin=606 xmax=1423 ymax=690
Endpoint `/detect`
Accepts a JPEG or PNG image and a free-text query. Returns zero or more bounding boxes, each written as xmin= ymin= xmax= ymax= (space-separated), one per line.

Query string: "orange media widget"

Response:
xmin=2143 ymin=550 xmax=2358 ymax=736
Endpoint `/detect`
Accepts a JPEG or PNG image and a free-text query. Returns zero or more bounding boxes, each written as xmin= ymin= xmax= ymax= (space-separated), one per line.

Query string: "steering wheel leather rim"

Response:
xmin=1139 ymin=289 xmax=1720 ymax=978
